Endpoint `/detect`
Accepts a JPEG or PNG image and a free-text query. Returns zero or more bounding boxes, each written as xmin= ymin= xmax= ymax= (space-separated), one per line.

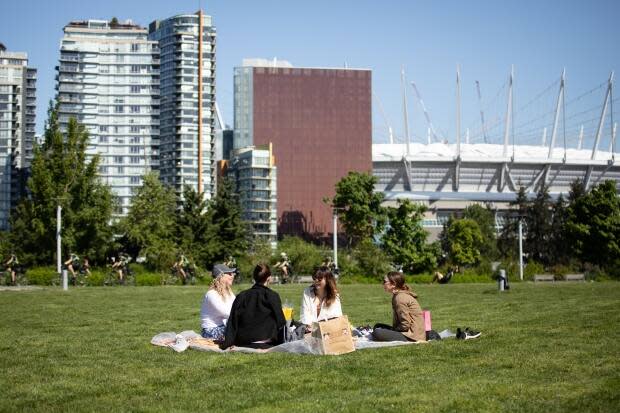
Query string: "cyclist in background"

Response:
xmin=64 ymin=253 xmax=80 ymax=282
xmin=112 ymin=252 xmax=131 ymax=284
xmin=274 ymin=252 xmax=292 ymax=283
xmin=172 ymin=253 xmax=191 ymax=284
xmin=5 ymin=254 xmax=19 ymax=285
xmin=82 ymin=256 xmax=91 ymax=277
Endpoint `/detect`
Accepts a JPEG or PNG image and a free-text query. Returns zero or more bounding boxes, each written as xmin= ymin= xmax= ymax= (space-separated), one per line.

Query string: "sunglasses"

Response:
xmin=312 ymin=275 xmax=325 ymax=281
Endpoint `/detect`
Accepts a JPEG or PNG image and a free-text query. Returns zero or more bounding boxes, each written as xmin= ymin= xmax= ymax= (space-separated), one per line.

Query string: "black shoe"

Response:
xmin=463 ymin=327 xmax=481 ymax=340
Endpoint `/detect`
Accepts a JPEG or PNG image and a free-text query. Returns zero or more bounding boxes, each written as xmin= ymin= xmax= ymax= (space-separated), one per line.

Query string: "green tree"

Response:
xmin=120 ymin=172 xmax=176 ymax=270
xmin=498 ymin=186 xmax=528 ymax=259
xmin=549 ymin=194 xmax=569 ymax=265
xmin=382 ymin=199 xmax=437 ymax=272
xmin=353 ymin=238 xmax=392 ymax=280
xmin=566 ymin=180 xmax=620 ymax=269
xmin=445 ymin=218 xmax=484 ymax=267
xmin=176 ymin=185 xmax=212 ymax=266
xmin=276 ymin=236 xmax=325 ymax=276
xmin=462 ymin=203 xmax=498 ymax=260
xmin=203 ymin=178 xmax=250 ymax=267
xmin=525 ymin=184 xmax=553 ymax=265
xmin=328 ymin=171 xmax=386 ymax=246
xmin=10 ymin=104 xmax=114 ymax=264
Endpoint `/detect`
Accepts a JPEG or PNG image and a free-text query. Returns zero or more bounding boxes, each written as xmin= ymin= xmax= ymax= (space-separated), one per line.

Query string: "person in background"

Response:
xmin=82 ymin=256 xmax=91 ymax=277
xmin=300 ymin=266 xmax=342 ymax=332
xmin=199 ymin=264 xmax=236 ymax=341
xmin=112 ymin=252 xmax=131 ymax=284
xmin=372 ymin=271 xmax=425 ymax=342
xmin=432 ymin=265 xmax=458 ymax=284
xmin=64 ymin=253 xmax=80 ymax=281
xmin=274 ymin=252 xmax=292 ymax=283
xmin=221 ymin=264 xmax=286 ymax=349
xmin=172 ymin=253 xmax=190 ymax=284
xmin=5 ymin=254 xmax=19 ymax=285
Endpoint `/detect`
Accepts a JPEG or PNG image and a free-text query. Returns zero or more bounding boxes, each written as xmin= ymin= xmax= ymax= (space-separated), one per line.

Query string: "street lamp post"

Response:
xmin=57 ymin=204 xmax=62 ymax=275
xmin=518 ymin=218 xmax=524 ymax=281
xmin=333 ymin=210 xmax=338 ymax=270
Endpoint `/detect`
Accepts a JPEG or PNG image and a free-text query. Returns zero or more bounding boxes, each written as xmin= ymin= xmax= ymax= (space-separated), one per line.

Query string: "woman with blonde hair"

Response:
xmin=372 ymin=271 xmax=425 ymax=342
xmin=199 ymin=264 xmax=236 ymax=341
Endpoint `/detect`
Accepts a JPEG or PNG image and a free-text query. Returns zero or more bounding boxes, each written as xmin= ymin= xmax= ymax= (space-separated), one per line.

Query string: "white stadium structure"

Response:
xmin=372 ymin=68 xmax=619 ymax=238
xmin=373 ymin=143 xmax=619 ymax=238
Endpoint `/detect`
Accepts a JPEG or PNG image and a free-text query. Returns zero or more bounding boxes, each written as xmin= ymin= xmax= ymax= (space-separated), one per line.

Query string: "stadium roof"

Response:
xmin=373 ymin=143 xmax=617 ymax=166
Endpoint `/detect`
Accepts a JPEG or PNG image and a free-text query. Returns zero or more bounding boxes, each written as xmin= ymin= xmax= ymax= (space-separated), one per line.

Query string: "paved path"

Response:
xmin=0 ymin=285 xmax=43 ymax=292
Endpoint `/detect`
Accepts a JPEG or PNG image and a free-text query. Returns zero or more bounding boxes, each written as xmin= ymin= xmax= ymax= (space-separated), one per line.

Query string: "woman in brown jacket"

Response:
xmin=372 ymin=271 xmax=426 ymax=342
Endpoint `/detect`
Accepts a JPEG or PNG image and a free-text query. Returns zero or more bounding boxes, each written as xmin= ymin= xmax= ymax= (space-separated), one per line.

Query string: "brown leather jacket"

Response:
xmin=392 ymin=289 xmax=425 ymax=341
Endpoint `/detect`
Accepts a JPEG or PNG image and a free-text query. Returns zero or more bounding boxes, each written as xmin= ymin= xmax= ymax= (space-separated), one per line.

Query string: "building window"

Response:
xmin=130 ymin=157 xmax=140 ymax=164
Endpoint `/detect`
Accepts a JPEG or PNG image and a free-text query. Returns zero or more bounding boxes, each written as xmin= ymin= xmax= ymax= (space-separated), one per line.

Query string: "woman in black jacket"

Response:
xmin=221 ymin=264 xmax=286 ymax=349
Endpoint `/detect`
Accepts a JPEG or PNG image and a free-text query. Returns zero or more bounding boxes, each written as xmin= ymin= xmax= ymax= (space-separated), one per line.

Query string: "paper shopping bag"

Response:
xmin=311 ymin=315 xmax=355 ymax=355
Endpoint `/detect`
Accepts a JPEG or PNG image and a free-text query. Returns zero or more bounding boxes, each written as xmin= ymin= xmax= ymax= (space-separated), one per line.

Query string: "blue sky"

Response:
xmin=2 ymin=0 xmax=619 ymax=148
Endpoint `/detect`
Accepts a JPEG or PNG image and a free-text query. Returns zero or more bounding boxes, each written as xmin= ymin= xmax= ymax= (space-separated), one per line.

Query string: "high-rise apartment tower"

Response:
xmin=56 ymin=20 xmax=160 ymax=214
xmin=149 ymin=12 xmax=217 ymax=198
xmin=0 ymin=43 xmax=36 ymax=229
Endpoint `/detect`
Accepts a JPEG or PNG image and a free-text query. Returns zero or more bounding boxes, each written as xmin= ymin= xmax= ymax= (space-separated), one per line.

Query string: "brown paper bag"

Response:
xmin=311 ymin=315 xmax=355 ymax=355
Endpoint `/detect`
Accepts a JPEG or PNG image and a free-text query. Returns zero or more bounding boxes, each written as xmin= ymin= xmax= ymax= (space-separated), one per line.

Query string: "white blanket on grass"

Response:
xmin=151 ymin=331 xmax=424 ymax=354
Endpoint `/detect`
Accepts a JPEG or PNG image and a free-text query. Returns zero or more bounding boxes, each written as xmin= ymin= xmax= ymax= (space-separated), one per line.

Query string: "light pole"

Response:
xmin=57 ymin=203 xmax=62 ymax=274
xmin=333 ymin=209 xmax=338 ymax=270
xmin=518 ymin=217 xmax=524 ymax=281
xmin=332 ymin=207 xmax=344 ymax=275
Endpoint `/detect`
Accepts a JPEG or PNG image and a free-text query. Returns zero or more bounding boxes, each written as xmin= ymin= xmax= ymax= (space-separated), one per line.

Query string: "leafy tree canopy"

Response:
xmin=10 ymin=103 xmax=114 ymax=265
xmin=566 ymin=180 xmax=620 ymax=268
xmin=328 ymin=171 xmax=386 ymax=246
xmin=120 ymin=172 xmax=176 ymax=270
xmin=445 ymin=218 xmax=483 ymax=267
xmin=382 ymin=199 xmax=437 ymax=272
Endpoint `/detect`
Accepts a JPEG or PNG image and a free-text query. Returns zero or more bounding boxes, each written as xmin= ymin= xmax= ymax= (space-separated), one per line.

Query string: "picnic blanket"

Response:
xmin=151 ymin=330 xmax=430 ymax=354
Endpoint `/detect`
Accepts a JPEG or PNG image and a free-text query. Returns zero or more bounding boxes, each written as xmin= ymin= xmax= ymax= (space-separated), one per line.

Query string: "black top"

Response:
xmin=221 ymin=284 xmax=286 ymax=349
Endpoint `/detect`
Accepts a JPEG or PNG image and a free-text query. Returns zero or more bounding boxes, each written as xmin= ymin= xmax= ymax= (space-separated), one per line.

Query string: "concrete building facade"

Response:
xmin=234 ymin=61 xmax=372 ymax=239
xmin=149 ymin=12 xmax=217 ymax=198
xmin=56 ymin=20 xmax=160 ymax=214
xmin=0 ymin=43 xmax=36 ymax=229
xmin=227 ymin=145 xmax=277 ymax=247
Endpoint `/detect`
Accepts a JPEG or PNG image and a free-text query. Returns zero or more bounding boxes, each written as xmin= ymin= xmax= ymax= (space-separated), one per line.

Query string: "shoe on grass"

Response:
xmin=463 ymin=327 xmax=481 ymax=340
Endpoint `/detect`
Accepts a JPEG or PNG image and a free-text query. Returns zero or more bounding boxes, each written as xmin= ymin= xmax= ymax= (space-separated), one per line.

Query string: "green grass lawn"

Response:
xmin=1 ymin=282 xmax=619 ymax=412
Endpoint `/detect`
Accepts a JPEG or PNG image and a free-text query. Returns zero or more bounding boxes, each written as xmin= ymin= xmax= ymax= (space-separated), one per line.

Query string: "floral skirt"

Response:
xmin=201 ymin=325 xmax=226 ymax=341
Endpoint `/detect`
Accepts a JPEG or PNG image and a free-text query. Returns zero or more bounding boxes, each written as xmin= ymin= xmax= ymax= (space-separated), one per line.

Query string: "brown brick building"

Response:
xmin=234 ymin=63 xmax=372 ymax=239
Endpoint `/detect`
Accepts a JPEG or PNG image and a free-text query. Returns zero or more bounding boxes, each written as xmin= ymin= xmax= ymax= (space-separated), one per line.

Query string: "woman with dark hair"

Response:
xmin=372 ymin=271 xmax=426 ymax=342
xmin=221 ymin=264 xmax=286 ymax=349
xmin=300 ymin=266 xmax=343 ymax=331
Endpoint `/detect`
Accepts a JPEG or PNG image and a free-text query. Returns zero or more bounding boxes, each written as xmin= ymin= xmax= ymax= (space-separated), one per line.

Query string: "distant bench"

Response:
xmin=533 ymin=274 xmax=555 ymax=282
xmin=563 ymin=273 xmax=585 ymax=282
xmin=533 ymin=273 xmax=586 ymax=282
